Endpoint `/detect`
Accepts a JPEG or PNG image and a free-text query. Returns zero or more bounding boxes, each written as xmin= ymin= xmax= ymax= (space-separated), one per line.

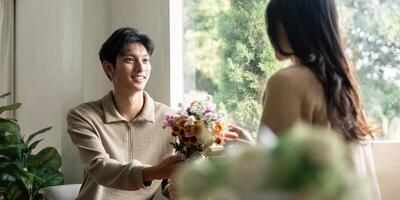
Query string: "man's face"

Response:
xmin=108 ymin=42 xmax=152 ymax=93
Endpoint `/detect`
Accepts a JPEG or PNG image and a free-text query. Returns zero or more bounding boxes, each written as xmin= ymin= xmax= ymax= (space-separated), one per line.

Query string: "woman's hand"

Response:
xmin=224 ymin=124 xmax=256 ymax=145
xmin=143 ymin=154 xmax=185 ymax=181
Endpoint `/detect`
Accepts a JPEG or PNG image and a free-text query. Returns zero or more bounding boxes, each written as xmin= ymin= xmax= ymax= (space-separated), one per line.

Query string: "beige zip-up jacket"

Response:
xmin=67 ymin=91 xmax=174 ymax=200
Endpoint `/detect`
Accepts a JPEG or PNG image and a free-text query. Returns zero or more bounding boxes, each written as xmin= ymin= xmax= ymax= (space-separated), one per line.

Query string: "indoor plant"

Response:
xmin=0 ymin=92 xmax=64 ymax=200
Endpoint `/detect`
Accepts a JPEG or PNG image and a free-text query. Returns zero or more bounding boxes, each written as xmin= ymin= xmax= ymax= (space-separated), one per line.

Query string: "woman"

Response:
xmin=227 ymin=0 xmax=381 ymax=198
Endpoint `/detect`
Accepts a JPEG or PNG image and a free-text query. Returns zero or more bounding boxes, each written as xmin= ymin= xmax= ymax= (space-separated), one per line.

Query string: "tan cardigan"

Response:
xmin=67 ymin=91 xmax=175 ymax=200
xmin=260 ymin=65 xmax=381 ymax=200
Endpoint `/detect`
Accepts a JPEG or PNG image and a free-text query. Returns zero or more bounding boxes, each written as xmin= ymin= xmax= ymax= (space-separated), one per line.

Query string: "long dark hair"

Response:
xmin=265 ymin=0 xmax=374 ymax=141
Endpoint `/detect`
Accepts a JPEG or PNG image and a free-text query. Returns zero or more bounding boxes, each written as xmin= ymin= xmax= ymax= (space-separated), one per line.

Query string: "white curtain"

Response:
xmin=0 ymin=0 xmax=14 ymax=117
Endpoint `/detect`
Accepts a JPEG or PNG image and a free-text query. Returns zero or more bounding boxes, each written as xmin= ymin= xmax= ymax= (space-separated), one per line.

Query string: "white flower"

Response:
xmin=285 ymin=123 xmax=347 ymax=169
xmin=186 ymin=115 xmax=196 ymax=126
xmin=174 ymin=162 xmax=215 ymax=199
xmin=208 ymin=121 xmax=216 ymax=131
xmin=202 ymin=112 xmax=217 ymax=124
xmin=225 ymin=146 xmax=272 ymax=192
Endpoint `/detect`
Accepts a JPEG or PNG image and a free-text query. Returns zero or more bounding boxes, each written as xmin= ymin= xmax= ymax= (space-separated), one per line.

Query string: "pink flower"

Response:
xmin=164 ymin=114 xmax=176 ymax=127
xmin=184 ymin=132 xmax=195 ymax=138
xmin=203 ymin=106 xmax=215 ymax=114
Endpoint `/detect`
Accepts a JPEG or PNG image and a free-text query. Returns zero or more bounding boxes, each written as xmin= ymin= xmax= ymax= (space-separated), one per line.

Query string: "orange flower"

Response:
xmin=182 ymin=136 xmax=192 ymax=145
xmin=215 ymin=122 xmax=224 ymax=135
xmin=172 ymin=131 xmax=179 ymax=136
xmin=176 ymin=117 xmax=187 ymax=128
xmin=172 ymin=125 xmax=180 ymax=133
xmin=216 ymin=135 xmax=222 ymax=144
xmin=190 ymin=136 xmax=199 ymax=145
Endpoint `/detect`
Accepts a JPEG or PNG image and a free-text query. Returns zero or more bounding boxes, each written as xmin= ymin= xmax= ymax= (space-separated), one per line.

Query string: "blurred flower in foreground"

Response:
xmin=174 ymin=123 xmax=373 ymax=200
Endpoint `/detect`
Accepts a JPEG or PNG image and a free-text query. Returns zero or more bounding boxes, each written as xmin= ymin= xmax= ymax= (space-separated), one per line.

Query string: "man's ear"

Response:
xmin=102 ymin=61 xmax=114 ymax=80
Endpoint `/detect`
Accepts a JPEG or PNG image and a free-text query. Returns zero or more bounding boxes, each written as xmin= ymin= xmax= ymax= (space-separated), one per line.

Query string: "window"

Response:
xmin=180 ymin=0 xmax=400 ymax=140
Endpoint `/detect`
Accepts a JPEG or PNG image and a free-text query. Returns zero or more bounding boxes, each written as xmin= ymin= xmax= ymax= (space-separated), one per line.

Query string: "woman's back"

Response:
xmin=260 ymin=64 xmax=329 ymax=134
xmin=260 ymin=65 xmax=381 ymax=199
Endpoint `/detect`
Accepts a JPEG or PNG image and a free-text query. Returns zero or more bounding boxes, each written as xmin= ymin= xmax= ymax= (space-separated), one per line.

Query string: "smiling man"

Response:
xmin=67 ymin=27 xmax=184 ymax=200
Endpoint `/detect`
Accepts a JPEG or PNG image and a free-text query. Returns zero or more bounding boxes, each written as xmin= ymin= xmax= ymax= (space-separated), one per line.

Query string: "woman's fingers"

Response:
xmin=224 ymin=132 xmax=239 ymax=139
xmin=227 ymin=124 xmax=245 ymax=133
xmin=226 ymin=124 xmax=256 ymax=145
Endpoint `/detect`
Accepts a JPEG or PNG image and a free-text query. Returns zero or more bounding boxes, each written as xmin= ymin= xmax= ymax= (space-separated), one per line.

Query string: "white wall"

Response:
xmin=110 ymin=0 xmax=171 ymax=105
xmin=15 ymin=0 xmax=172 ymax=183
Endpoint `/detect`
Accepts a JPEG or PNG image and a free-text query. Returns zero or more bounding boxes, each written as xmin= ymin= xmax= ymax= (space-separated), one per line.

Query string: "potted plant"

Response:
xmin=0 ymin=92 xmax=64 ymax=200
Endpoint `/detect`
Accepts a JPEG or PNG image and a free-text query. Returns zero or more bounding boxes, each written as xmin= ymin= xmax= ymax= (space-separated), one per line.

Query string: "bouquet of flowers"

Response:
xmin=163 ymin=96 xmax=225 ymax=158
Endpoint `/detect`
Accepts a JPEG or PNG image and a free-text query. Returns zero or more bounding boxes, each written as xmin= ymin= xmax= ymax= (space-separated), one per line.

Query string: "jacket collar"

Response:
xmin=102 ymin=91 xmax=155 ymax=123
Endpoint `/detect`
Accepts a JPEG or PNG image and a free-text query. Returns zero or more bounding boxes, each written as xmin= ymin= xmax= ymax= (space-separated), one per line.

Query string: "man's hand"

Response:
xmin=143 ymin=154 xmax=185 ymax=181
xmin=167 ymin=179 xmax=178 ymax=200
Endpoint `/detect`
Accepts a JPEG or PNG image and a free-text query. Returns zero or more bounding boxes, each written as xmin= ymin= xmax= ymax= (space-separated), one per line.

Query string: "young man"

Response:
xmin=67 ymin=27 xmax=184 ymax=200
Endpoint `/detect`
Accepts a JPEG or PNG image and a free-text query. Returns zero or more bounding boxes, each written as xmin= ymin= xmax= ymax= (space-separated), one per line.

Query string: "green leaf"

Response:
xmin=26 ymin=127 xmax=51 ymax=146
xmin=0 ymin=134 xmax=20 ymax=145
xmin=0 ymin=103 xmax=21 ymax=115
xmin=0 ymin=161 xmax=24 ymax=170
xmin=33 ymin=193 xmax=45 ymax=200
xmin=6 ymin=183 xmax=22 ymax=200
xmin=8 ymin=170 xmax=36 ymax=192
xmin=31 ymin=167 xmax=64 ymax=188
xmin=0 ymin=186 xmax=6 ymax=193
xmin=28 ymin=139 xmax=44 ymax=152
xmin=0 ymin=144 xmax=27 ymax=160
xmin=0 ymin=92 xmax=11 ymax=99
xmin=0 ymin=173 xmax=16 ymax=182
xmin=0 ymin=118 xmax=21 ymax=141
xmin=26 ymin=147 xmax=61 ymax=170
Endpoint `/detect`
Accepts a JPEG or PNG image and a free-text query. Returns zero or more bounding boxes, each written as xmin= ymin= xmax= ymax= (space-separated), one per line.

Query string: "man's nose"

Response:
xmin=134 ymin=61 xmax=144 ymax=71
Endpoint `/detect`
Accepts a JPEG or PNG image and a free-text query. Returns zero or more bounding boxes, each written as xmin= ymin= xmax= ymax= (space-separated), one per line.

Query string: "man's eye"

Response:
xmin=143 ymin=58 xmax=150 ymax=63
xmin=126 ymin=58 xmax=135 ymax=63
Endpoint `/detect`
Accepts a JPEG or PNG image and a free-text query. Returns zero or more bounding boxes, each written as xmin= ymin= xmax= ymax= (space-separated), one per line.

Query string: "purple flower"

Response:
xmin=164 ymin=114 xmax=176 ymax=126
xmin=203 ymin=106 xmax=215 ymax=114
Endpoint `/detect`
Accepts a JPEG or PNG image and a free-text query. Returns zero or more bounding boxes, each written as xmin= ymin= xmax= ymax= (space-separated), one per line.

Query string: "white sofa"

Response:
xmin=39 ymin=184 xmax=81 ymax=200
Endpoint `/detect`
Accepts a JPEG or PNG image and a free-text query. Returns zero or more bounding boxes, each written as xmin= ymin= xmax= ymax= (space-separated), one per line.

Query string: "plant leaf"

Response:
xmin=0 ymin=103 xmax=21 ymax=115
xmin=28 ymin=139 xmax=44 ymax=152
xmin=8 ymin=170 xmax=37 ymax=192
xmin=0 ymin=173 xmax=16 ymax=182
xmin=26 ymin=147 xmax=62 ymax=170
xmin=0 ymin=118 xmax=21 ymax=141
xmin=31 ymin=167 xmax=64 ymax=188
xmin=0 ymin=144 xmax=27 ymax=160
xmin=0 ymin=92 xmax=11 ymax=99
xmin=0 ymin=161 xmax=24 ymax=170
xmin=0 ymin=186 xmax=7 ymax=193
xmin=6 ymin=183 xmax=22 ymax=200
xmin=0 ymin=134 xmax=20 ymax=145
xmin=26 ymin=127 xmax=51 ymax=145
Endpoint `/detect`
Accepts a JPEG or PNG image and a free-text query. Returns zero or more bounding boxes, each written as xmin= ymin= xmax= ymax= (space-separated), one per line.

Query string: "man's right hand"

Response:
xmin=143 ymin=154 xmax=185 ymax=181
